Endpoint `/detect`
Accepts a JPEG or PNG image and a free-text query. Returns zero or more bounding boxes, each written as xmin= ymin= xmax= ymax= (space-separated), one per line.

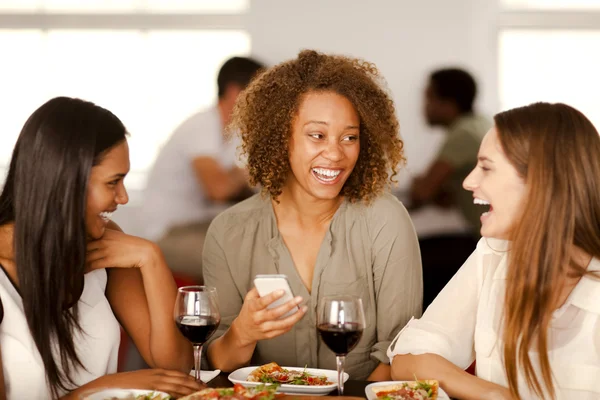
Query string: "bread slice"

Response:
xmin=247 ymin=362 xmax=283 ymax=382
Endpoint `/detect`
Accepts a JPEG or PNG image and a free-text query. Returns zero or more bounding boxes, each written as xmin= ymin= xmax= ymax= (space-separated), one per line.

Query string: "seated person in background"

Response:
xmin=410 ymin=68 xmax=491 ymax=310
xmin=139 ymin=56 xmax=264 ymax=282
xmin=389 ymin=102 xmax=600 ymax=399
xmin=203 ymin=50 xmax=423 ymax=381
xmin=0 ymin=97 xmax=203 ymax=399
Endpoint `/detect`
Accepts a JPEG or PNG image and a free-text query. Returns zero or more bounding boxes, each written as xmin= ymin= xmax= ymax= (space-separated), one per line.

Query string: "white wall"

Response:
xmin=245 ymin=0 xmax=499 ymax=189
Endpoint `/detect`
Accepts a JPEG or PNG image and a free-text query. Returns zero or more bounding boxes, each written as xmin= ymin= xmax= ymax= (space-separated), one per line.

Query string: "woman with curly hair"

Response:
xmin=202 ymin=50 xmax=422 ymax=381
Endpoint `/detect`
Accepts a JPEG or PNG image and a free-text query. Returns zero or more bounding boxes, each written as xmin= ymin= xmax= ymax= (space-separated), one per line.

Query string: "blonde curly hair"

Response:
xmin=229 ymin=49 xmax=405 ymax=203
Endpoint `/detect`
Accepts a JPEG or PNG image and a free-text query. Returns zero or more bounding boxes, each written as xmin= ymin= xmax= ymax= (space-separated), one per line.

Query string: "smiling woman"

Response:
xmin=86 ymin=140 xmax=131 ymax=240
xmin=287 ymin=91 xmax=361 ymax=203
xmin=0 ymin=97 xmax=203 ymax=400
xmin=389 ymin=102 xmax=600 ymax=400
xmin=202 ymin=50 xmax=423 ymax=381
xmin=463 ymin=128 xmax=527 ymax=239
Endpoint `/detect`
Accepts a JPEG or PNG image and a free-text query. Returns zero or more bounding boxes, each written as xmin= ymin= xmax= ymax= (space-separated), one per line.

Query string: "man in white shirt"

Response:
xmin=140 ymin=56 xmax=264 ymax=282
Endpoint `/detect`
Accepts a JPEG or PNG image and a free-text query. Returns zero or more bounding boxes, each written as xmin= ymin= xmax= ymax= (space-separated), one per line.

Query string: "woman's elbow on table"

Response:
xmin=390 ymin=354 xmax=420 ymax=380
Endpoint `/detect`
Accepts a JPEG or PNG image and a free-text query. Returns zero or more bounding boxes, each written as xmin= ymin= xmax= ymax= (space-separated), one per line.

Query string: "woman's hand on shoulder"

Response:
xmin=86 ymin=229 xmax=161 ymax=271
xmin=65 ymin=369 xmax=204 ymax=399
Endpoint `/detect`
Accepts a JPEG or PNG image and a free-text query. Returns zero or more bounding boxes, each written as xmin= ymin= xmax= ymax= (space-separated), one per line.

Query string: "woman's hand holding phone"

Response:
xmin=254 ymin=274 xmax=301 ymax=317
xmin=205 ymin=275 xmax=307 ymax=372
xmin=230 ymin=285 xmax=307 ymax=347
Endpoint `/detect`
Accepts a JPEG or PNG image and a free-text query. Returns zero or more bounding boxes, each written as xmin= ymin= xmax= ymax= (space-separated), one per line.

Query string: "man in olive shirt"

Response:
xmin=410 ymin=68 xmax=491 ymax=310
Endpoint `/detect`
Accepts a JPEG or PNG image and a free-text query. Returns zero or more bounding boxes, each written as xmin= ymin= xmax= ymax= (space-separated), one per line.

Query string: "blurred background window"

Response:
xmin=1 ymin=0 xmax=599 ymax=199
xmin=0 ymin=0 xmax=250 ymax=200
xmin=499 ymin=0 xmax=600 ymax=129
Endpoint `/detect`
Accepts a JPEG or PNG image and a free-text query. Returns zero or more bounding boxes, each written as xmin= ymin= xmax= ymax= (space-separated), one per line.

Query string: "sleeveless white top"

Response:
xmin=0 ymin=268 xmax=121 ymax=399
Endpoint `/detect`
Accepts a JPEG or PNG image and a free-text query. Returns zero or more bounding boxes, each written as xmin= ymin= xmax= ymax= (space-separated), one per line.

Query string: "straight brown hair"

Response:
xmin=495 ymin=102 xmax=600 ymax=399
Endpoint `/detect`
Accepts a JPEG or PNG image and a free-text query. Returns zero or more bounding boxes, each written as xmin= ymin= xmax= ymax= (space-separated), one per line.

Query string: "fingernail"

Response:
xmin=276 ymin=289 xmax=285 ymax=296
xmin=301 ymin=305 xmax=308 ymax=313
xmin=294 ymin=296 xmax=303 ymax=303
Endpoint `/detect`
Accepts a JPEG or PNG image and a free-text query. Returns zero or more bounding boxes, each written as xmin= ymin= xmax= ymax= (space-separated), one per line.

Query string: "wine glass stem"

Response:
xmin=336 ymin=355 xmax=346 ymax=395
xmin=194 ymin=344 xmax=202 ymax=382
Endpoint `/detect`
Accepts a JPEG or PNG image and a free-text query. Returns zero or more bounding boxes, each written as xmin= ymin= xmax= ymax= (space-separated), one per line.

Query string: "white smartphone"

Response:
xmin=253 ymin=274 xmax=299 ymax=318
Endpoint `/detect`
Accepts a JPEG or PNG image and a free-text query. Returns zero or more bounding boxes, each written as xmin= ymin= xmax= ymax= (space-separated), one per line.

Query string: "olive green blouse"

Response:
xmin=202 ymin=192 xmax=422 ymax=380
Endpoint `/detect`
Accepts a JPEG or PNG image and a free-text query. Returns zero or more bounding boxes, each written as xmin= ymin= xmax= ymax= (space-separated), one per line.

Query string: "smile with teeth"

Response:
xmin=99 ymin=211 xmax=113 ymax=222
xmin=312 ymin=168 xmax=342 ymax=182
xmin=474 ymin=197 xmax=493 ymax=217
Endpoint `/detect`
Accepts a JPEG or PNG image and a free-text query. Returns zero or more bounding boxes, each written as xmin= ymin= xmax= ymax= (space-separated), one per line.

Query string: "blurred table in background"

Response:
xmin=393 ymin=190 xmax=470 ymax=239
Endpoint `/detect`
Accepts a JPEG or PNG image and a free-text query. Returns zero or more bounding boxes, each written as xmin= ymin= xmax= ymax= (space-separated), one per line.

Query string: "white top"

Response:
xmin=0 ymin=268 xmax=121 ymax=399
xmin=388 ymin=238 xmax=600 ymax=399
xmin=139 ymin=107 xmax=239 ymax=241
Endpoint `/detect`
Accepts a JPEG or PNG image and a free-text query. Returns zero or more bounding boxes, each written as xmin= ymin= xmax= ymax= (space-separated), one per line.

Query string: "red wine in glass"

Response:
xmin=176 ymin=315 xmax=220 ymax=344
xmin=317 ymin=296 xmax=366 ymax=395
xmin=317 ymin=322 xmax=363 ymax=355
xmin=174 ymin=286 xmax=220 ymax=382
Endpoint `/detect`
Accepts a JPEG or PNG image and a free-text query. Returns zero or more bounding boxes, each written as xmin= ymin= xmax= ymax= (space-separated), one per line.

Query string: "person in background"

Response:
xmin=410 ymin=68 xmax=491 ymax=310
xmin=203 ymin=50 xmax=422 ymax=381
xmin=389 ymin=102 xmax=600 ymax=399
xmin=0 ymin=97 xmax=202 ymax=399
xmin=139 ymin=56 xmax=264 ymax=283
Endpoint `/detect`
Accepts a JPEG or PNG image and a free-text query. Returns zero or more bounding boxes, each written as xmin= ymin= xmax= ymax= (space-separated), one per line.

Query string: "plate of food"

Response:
xmin=365 ymin=380 xmax=450 ymax=400
xmin=179 ymin=383 xmax=281 ymax=400
xmin=81 ymin=388 xmax=171 ymax=400
xmin=228 ymin=362 xmax=348 ymax=395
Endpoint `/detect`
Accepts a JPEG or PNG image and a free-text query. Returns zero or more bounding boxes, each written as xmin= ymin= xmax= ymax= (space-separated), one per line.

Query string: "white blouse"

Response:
xmin=388 ymin=238 xmax=600 ymax=400
xmin=0 ymin=268 xmax=121 ymax=399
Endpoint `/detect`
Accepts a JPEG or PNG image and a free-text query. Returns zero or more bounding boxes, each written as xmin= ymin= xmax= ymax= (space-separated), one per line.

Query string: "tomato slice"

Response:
xmin=233 ymin=383 xmax=246 ymax=394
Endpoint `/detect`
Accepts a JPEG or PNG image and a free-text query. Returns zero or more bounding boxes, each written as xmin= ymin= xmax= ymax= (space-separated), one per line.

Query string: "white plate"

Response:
xmin=81 ymin=388 xmax=171 ymax=400
xmin=365 ymin=381 xmax=450 ymax=400
xmin=228 ymin=366 xmax=349 ymax=395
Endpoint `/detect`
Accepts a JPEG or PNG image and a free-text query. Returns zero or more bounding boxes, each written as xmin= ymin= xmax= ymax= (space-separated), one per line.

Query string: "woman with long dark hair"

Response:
xmin=389 ymin=102 xmax=600 ymax=399
xmin=0 ymin=97 xmax=203 ymax=399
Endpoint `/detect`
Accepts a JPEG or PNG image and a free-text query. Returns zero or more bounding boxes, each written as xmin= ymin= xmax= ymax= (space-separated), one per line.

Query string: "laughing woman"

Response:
xmin=0 ymin=97 xmax=203 ymax=399
xmin=202 ymin=50 xmax=423 ymax=381
xmin=389 ymin=102 xmax=600 ymax=400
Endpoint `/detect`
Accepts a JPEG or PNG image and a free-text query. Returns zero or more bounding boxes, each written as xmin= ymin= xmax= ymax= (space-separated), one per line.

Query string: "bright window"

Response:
xmin=501 ymin=0 xmax=600 ymax=9
xmin=0 ymin=0 xmax=248 ymax=13
xmin=0 ymin=1 xmax=250 ymax=194
xmin=499 ymin=30 xmax=600 ymax=130
xmin=498 ymin=0 xmax=600 ymax=131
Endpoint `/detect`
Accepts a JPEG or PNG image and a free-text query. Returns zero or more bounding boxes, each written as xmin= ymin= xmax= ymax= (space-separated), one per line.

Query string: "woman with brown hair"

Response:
xmin=202 ymin=50 xmax=422 ymax=381
xmin=389 ymin=102 xmax=600 ymax=399
xmin=0 ymin=97 xmax=203 ymax=399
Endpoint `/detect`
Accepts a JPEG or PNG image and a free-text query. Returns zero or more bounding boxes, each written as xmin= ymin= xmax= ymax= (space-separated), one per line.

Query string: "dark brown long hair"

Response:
xmin=0 ymin=97 xmax=126 ymax=397
xmin=495 ymin=102 xmax=600 ymax=399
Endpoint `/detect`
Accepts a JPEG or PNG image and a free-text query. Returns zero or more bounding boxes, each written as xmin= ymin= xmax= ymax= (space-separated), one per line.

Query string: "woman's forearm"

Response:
xmin=367 ymin=363 xmax=392 ymax=381
xmin=206 ymin=319 xmax=257 ymax=372
xmin=60 ymin=374 xmax=115 ymax=400
xmin=140 ymin=245 xmax=193 ymax=371
xmin=61 ymin=369 xmax=203 ymax=399
xmin=391 ymin=354 xmax=511 ymax=400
